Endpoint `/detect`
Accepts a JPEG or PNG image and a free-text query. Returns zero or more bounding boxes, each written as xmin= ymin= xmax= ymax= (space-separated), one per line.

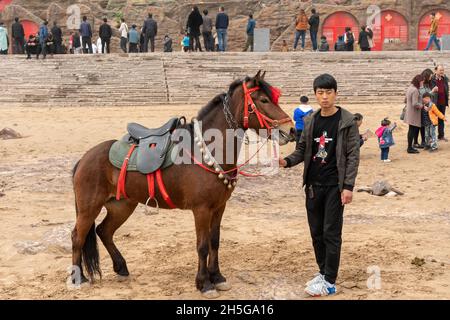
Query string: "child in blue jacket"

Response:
xmin=293 ymin=96 xmax=313 ymax=149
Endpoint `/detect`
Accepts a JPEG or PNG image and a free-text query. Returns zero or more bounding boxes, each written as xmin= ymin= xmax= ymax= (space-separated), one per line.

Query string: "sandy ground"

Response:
xmin=1 ymin=103 xmax=450 ymax=300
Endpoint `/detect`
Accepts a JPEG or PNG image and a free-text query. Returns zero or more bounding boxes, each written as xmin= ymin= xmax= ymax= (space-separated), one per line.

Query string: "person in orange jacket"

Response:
xmin=422 ymin=92 xmax=447 ymax=151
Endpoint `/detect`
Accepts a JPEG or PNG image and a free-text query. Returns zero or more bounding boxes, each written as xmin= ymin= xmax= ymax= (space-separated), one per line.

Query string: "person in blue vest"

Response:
xmin=293 ymin=96 xmax=313 ymax=149
xmin=38 ymin=20 xmax=49 ymax=59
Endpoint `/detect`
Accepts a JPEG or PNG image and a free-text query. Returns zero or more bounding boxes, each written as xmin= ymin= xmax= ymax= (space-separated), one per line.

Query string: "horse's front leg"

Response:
xmin=208 ymin=204 xmax=231 ymax=291
xmin=193 ymin=206 xmax=219 ymax=298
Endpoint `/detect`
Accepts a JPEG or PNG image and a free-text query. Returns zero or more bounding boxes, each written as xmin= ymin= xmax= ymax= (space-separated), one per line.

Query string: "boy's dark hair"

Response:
xmin=321 ymin=35 xmax=326 ymax=40
xmin=313 ymin=74 xmax=338 ymax=93
xmin=121 ymin=18 xmax=125 ymax=22
xmin=249 ymin=14 xmax=253 ymax=19
xmin=354 ymin=113 xmax=363 ymax=121
xmin=422 ymin=92 xmax=432 ymax=99
xmin=300 ymin=96 xmax=309 ymax=103
xmin=103 ymin=18 xmax=107 ymax=23
xmin=203 ymin=9 xmax=208 ymax=15
xmin=311 ymin=8 xmax=316 ymax=14
xmin=15 ymin=17 xmax=19 ymax=22
xmin=82 ymin=16 xmax=87 ymax=21
xmin=148 ymin=13 xmax=153 ymax=18
xmin=381 ymin=118 xmax=391 ymax=126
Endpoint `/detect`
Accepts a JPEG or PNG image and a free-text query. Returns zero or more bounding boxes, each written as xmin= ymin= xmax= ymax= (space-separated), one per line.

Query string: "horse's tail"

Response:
xmin=72 ymin=159 xmax=102 ymax=280
xmin=82 ymin=223 xmax=101 ymax=280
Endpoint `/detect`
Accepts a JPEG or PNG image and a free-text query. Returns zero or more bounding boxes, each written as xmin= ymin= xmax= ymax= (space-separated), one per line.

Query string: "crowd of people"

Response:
xmin=0 ymin=8 xmax=445 ymax=56
xmin=293 ymin=65 xmax=448 ymax=163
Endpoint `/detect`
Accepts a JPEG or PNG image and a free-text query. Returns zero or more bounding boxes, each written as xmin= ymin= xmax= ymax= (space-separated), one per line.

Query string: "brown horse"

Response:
xmin=71 ymin=71 xmax=296 ymax=298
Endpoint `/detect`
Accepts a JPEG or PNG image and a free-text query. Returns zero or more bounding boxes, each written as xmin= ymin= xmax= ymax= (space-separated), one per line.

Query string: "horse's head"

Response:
xmin=230 ymin=71 xmax=296 ymax=146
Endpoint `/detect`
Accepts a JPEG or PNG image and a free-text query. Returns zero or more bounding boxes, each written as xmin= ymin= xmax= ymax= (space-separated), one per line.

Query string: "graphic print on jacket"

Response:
xmin=307 ymin=109 xmax=341 ymax=186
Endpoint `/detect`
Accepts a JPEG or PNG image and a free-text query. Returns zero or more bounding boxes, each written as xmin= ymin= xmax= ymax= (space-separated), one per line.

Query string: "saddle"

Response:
xmin=110 ymin=117 xmax=184 ymax=174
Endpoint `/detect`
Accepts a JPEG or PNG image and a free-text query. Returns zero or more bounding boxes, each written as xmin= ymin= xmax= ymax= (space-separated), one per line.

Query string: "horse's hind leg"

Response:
xmin=96 ymin=199 xmax=138 ymax=277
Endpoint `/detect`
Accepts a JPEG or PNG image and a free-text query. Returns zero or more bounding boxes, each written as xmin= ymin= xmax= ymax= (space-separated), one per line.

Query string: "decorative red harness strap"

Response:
xmin=242 ymin=83 xmax=291 ymax=133
xmin=116 ymin=144 xmax=136 ymax=200
xmin=116 ymin=145 xmax=176 ymax=209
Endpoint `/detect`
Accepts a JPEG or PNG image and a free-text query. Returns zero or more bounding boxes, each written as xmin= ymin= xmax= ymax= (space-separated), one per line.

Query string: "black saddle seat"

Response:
xmin=127 ymin=117 xmax=180 ymax=140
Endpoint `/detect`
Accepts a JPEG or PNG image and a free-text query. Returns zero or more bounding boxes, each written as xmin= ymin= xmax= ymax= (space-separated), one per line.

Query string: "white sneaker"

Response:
xmin=305 ymin=279 xmax=337 ymax=297
xmin=384 ymin=159 xmax=392 ymax=163
xmin=305 ymin=273 xmax=324 ymax=287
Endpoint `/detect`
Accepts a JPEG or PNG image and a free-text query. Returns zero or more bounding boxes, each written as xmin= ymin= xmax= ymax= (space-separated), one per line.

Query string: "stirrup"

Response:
xmin=144 ymin=197 xmax=159 ymax=216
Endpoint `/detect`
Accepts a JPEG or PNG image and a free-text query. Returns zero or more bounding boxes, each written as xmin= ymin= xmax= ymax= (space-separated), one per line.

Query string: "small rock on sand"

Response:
xmin=0 ymin=128 xmax=23 ymax=140
xmin=411 ymin=257 xmax=426 ymax=267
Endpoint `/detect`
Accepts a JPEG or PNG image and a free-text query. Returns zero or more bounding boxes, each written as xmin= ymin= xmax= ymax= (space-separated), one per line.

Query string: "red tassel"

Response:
xmin=270 ymin=86 xmax=281 ymax=105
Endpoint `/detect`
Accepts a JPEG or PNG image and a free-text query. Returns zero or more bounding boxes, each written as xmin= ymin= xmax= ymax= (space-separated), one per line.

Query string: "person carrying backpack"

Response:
xmin=344 ymin=27 xmax=354 ymax=51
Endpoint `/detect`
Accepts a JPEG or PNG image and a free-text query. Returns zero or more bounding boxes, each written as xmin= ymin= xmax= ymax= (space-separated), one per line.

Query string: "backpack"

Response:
xmin=346 ymin=32 xmax=354 ymax=45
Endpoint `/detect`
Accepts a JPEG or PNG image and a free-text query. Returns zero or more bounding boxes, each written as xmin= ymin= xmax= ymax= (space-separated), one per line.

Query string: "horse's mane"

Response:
xmin=196 ymin=77 xmax=274 ymax=121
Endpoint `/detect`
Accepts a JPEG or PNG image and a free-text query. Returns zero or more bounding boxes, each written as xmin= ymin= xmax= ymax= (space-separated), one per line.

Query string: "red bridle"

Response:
xmin=242 ymin=82 xmax=292 ymax=133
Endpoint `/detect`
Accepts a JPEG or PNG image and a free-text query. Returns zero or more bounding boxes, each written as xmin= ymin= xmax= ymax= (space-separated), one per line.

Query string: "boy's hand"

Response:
xmin=279 ymin=158 xmax=287 ymax=168
xmin=341 ymin=190 xmax=353 ymax=205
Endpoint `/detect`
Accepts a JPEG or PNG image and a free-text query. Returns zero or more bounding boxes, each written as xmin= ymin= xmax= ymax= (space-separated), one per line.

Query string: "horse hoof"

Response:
xmin=215 ymin=281 xmax=232 ymax=291
xmin=116 ymin=275 xmax=130 ymax=282
xmin=202 ymin=289 xmax=220 ymax=299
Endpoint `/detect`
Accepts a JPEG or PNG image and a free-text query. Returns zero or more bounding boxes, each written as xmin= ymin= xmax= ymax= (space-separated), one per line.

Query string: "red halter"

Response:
xmin=242 ymin=82 xmax=291 ymax=132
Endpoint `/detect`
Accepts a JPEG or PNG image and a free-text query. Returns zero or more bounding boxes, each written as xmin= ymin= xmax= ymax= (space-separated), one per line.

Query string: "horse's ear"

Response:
xmin=254 ymin=70 xmax=262 ymax=85
xmin=261 ymin=71 xmax=266 ymax=80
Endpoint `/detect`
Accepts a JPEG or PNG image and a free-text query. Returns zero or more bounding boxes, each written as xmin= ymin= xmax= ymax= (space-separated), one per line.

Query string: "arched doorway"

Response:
xmin=418 ymin=10 xmax=450 ymax=50
xmin=0 ymin=0 xmax=13 ymax=12
xmin=22 ymin=20 xmax=39 ymax=39
xmin=322 ymin=11 xmax=360 ymax=51
xmin=371 ymin=10 xmax=408 ymax=51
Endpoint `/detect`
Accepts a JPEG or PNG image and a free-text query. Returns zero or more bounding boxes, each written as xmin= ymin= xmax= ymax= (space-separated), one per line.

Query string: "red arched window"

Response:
xmin=371 ymin=10 xmax=408 ymax=51
xmin=418 ymin=10 xmax=450 ymax=50
xmin=322 ymin=11 xmax=359 ymax=50
xmin=0 ymin=0 xmax=13 ymax=12
xmin=22 ymin=20 xmax=39 ymax=39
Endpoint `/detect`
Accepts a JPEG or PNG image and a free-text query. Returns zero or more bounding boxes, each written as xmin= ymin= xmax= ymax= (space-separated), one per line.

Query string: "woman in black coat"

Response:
xmin=187 ymin=6 xmax=203 ymax=52
xmin=358 ymin=25 xmax=373 ymax=51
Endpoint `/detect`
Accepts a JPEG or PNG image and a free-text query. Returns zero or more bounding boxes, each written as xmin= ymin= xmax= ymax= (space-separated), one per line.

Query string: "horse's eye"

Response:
xmin=261 ymin=98 xmax=269 ymax=103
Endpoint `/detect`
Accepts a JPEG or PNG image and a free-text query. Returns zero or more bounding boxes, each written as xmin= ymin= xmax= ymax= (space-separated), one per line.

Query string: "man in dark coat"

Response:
xmin=51 ymin=21 xmax=63 ymax=54
xmin=358 ymin=25 xmax=373 ymax=51
xmin=11 ymin=17 xmax=25 ymax=54
xmin=186 ymin=6 xmax=203 ymax=52
xmin=99 ymin=18 xmax=112 ymax=54
xmin=308 ymin=8 xmax=320 ymax=51
xmin=142 ymin=13 xmax=158 ymax=52
xmin=79 ymin=16 xmax=93 ymax=54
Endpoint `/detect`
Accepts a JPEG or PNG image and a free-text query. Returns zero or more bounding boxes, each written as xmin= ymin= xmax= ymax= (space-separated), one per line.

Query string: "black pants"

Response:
xmin=120 ymin=37 xmax=128 ymax=53
xmin=129 ymin=42 xmax=138 ymax=53
xmin=437 ymin=104 xmax=446 ymax=139
xmin=189 ymin=34 xmax=202 ymax=52
xmin=82 ymin=36 xmax=93 ymax=54
xmin=202 ymin=32 xmax=214 ymax=51
xmin=408 ymin=125 xmax=420 ymax=149
xmin=26 ymin=45 xmax=38 ymax=58
xmin=295 ymin=129 xmax=303 ymax=150
xmin=13 ymin=37 xmax=24 ymax=54
xmin=306 ymin=185 xmax=344 ymax=284
xmin=101 ymin=38 xmax=110 ymax=54
xmin=144 ymin=34 xmax=155 ymax=52
xmin=414 ymin=126 xmax=426 ymax=145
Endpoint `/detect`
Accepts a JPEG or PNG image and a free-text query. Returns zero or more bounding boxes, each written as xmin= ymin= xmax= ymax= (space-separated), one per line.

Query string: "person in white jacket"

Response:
xmin=96 ymin=37 xmax=103 ymax=54
xmin=119 ymin=18 xmax=128 ymax=53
